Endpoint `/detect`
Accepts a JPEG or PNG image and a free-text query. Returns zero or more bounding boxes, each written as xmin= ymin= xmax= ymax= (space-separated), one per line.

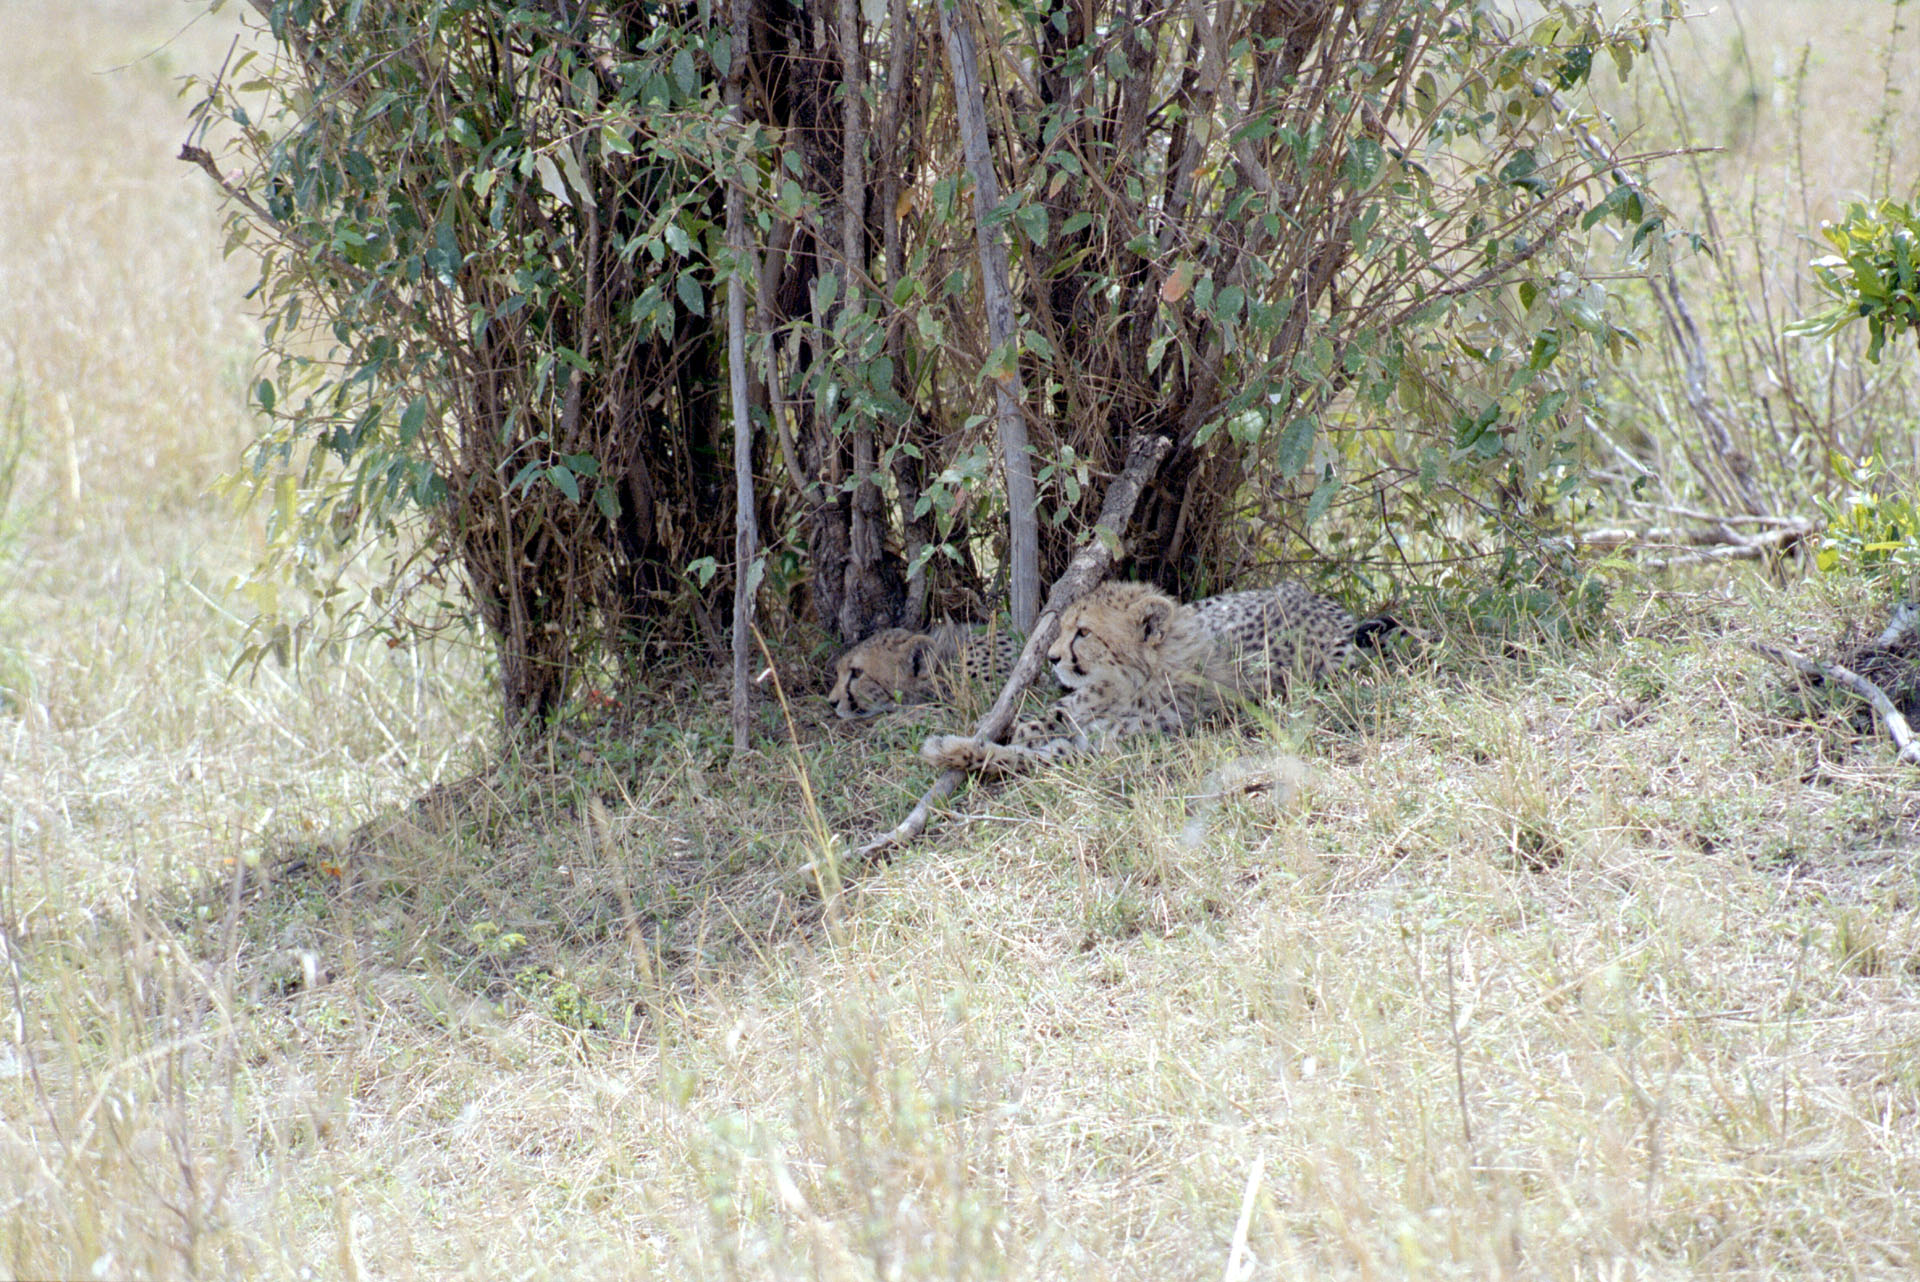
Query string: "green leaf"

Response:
xmin=399 ymin=397 xmax=425 ymax=441
xmin=676 ymin=271 xmax=706 ymax=316
xmin=1276 ymin=415 xmax=1315 ymax=477
xmin=548 ymin=465 xmax=580 ymax=504
xmin=1304 ymin=470 xmax=1339 ymax=528
xmin=509 ymin=460 xmax=544 ymax=493
xmin=981 ymin=341 xmax=1019 ymax=384
xmin=672 ymin=48 xmax=697 ymax=97
xmin=1145 ymin=332 xmax=1172 ymax=374
xmin=1015 ymin=203 xmax=1048 ymax=246
xmin=594 ymin=484 xmax=621 ymax=521
xmin=1311 ymin=336 xmax=1335 ymax=376
xmin=555 ymin=145 xmax=592 ymax=206
xmin=534 ymin=153 xmax=571 ymax=207
xmin=256 ymin=379 xmax=276 ymax=412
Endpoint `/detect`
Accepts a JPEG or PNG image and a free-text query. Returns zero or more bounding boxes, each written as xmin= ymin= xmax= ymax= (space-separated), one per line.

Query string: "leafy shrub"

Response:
xmin=1791 ymin=198 xmax=1920 ymax=362
xmin=188 ymin=0 xmax=1681 ymax=728
xmin=1814 ymin=454 xmax=1920 ymax=594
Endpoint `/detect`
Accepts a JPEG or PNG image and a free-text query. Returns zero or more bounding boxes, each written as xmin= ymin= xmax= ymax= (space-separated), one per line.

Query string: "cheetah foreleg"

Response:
xmin=920 ymin=731 xmax=1087 ymax=774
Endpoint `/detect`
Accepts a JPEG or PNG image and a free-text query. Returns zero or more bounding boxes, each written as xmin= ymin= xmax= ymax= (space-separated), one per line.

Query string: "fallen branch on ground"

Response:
xmin=1552 ymin=518 xmax=1814 ymax=571
xmin=1749 ymin=639 xmax=1920 ymax=766
xmin=1639 ymin=521 xmax=1812 ymax=571
xmin=1875 ymin=603 xmax=1919 ymax=649
xmin=854 ymin=434 xmax=1174 ymax=861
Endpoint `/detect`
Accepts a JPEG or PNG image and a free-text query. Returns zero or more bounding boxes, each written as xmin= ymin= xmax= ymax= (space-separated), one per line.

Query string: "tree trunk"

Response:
xmin=727 ymin=0 xmax=759 ymax=754
xmin=938 ymin=0 xmax=1041 ymax=634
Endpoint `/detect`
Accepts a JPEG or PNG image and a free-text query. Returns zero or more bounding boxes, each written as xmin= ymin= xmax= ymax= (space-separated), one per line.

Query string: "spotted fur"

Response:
xmin=828 ymin=622 xmax=1022 ymax=719
xmin=921 ymin=581 xmax=1382 ymax=773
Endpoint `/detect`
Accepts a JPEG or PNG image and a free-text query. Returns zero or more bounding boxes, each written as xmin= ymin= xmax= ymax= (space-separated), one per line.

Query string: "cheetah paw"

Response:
xmin=921 ymin=734 xmax=981 ymax=770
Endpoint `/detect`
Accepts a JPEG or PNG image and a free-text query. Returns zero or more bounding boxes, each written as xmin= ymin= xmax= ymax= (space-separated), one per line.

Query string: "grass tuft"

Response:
xmin=4 ymin=4 xmax=1920 ymax=1279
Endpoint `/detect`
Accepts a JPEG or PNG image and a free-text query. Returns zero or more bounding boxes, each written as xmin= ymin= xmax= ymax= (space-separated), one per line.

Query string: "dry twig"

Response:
xmin=1638 ymin=521 xmax=1813 ymax=571
xmin=854 ymin=434 xmax=1173 ymax=860
xmin=1749 ymin=640 xmax=1920 ymax=766
xmin=1552 ymin=518 xmax=1814 ymax=571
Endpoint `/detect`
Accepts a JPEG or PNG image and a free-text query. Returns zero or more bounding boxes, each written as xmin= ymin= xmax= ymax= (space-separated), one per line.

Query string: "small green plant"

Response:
xmin=1813 ymin=454 xmax=1920 ymax=593
xmin=515 ymin=970 xmax=609 ymax=1033
xmin=1831 ymin=908 xmax=1890 ymax=979
xmin=1789 ymin=198 xmax=1920 ymax=362
xmin=467 ymin=920 xmax=528 ymax=962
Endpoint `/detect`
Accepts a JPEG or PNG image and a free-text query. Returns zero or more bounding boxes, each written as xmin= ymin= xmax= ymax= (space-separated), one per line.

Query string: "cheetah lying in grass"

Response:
xmin=828 ymin=622 xmax=1023 ymax=719
xmin=921 ymin=580 xmax=1392 ymax=773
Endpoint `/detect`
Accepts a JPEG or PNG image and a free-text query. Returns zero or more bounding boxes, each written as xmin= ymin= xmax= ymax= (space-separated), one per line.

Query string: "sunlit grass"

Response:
xmin=2 ymin=3 xmax=1918 ymax=1280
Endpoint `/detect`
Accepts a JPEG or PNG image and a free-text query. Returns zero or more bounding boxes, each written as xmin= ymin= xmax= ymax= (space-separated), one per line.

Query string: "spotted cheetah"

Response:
xmin=828 ymin=622 xmax=1023 ymax=719
xmin=920 ymin=580 xmax=1391 ymax=772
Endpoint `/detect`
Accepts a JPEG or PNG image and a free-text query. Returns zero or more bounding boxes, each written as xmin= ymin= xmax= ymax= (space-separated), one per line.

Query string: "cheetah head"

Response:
xmin=1048 ymin=581 xmax=1184 ymax=696
xmin=828 ymin=628 xmax=942 ymax=719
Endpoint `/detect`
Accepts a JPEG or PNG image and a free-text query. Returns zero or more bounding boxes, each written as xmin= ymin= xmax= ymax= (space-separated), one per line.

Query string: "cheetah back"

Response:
xmin=1188 ymin=583 xmax=1358 ymax=690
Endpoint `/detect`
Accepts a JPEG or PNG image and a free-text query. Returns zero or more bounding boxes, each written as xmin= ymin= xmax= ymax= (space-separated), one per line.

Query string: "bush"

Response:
xmin=188 ymin=0 xmax=1678 ymax=729
xmin=1791 ymin=198 xmax=1920 ymax=363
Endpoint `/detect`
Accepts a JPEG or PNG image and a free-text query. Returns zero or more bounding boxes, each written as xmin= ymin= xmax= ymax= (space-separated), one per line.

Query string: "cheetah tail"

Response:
xmin=1351 ymin=615 xmax=1401 ymax=650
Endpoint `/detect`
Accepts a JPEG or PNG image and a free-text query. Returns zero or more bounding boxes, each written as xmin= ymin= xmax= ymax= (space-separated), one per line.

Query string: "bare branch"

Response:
xmin=1750 ymin=641 xmax=1920 ymax=767
xmin=1636 ymin=520 xmax=1811 ymax=571
xmin=1547 ymin=517 xmax=1814 ymax=567
xmin=728 ymin=0 xmax=760 ymax=756
xmin=855 ymin=434 xmax=1172 ymax=860
xmin=178 ymin=144 xmax=315 ymax=258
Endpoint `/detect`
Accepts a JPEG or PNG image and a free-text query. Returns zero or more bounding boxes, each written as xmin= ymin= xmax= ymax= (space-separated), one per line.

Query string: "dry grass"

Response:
xmin=1595 ymin=0 xmax=1920 ymax=496
xmin=4 ymin=3 xmax=1920 ymax=1280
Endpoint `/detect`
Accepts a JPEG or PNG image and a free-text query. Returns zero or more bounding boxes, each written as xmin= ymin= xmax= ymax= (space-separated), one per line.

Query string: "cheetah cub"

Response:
xmin=921 ymin=580 xmax=1390 ymax=773
xmin=828 ymin=622 xmax=1022 ymax=719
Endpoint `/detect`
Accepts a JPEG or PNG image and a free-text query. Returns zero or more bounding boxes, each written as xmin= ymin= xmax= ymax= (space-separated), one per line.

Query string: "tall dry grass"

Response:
xmin=1 ymin=2 xmax=1917 ymax=1279
xmin=1597 ymin=0 xmax=1920 ymax=511
xmin=1 ymin=4 xmax=486 ymax=1275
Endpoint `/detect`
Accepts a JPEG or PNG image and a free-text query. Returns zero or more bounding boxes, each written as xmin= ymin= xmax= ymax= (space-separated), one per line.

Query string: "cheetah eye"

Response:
xmin=849 ymin=667 xmax=862 ymax=679
xmin=1074 ymin=626 xmax=1089 ymax=639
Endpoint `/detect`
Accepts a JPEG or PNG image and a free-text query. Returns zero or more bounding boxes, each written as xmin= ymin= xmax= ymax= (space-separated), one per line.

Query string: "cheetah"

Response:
xmin=828 ymin=621 xmax=1023 ymax=719
xmin=920 ymin=580 xmax=1391 ymax=773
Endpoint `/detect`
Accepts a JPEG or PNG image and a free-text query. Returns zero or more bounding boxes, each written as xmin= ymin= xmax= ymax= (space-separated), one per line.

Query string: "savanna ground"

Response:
xmin=3 ymin=2 xmax=1919 ymax=1278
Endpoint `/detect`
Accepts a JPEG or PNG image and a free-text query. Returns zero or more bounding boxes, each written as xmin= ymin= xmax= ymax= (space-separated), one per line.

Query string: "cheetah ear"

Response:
xmin=1136 ymin=597 xmax=1176 ymax=643
xmin=907 ymin=636 xmax=936 ymax=679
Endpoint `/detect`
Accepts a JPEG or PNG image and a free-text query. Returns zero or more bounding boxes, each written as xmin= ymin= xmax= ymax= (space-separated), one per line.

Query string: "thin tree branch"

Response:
xmin=855 ymin=433 xmax=1172 ymax=860
xmin=1750 ymin=640 xmax=1920 ymax=766
xmin=728 ymin=0 xmax=760 ymax=755
xmin=178 ymin=144 xmax=343 ymax=272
